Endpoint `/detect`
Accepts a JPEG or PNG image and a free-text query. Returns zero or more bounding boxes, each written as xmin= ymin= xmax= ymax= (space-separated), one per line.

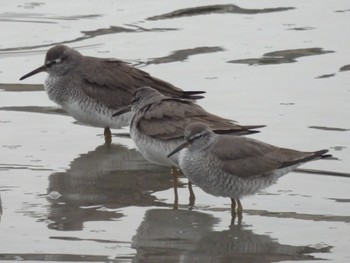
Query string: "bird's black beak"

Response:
xmin=19 ymin=64 xmax=47 ymax=80
xmin=112 ymin=105 xmax=132 ymax=117
xmin=167 ymin=141 xmax=189 ymax=158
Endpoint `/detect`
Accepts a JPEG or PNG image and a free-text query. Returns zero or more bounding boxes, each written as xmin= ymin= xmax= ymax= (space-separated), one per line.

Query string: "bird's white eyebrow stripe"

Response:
xmin=188 ymin=131 xmax=206 ymax=141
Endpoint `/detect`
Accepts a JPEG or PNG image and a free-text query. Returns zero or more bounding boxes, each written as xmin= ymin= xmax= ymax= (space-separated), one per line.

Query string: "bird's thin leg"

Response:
xmin=236 ymin=198 xmax=243 ymax=225
xmin=236 ymin=198 xmax=243 ymax=214
xmin=104 ymin=127 xmax=112 ymax=145
xmin=188 ymin=180 xmax=196 ymax=209
xmin=171 ymin=167 xmax=179 ymax=210
xmin=230 ymin=198 xmax=237 ymax=225
xmin=231 ymin=198 xmax=237 ymax=212
xmin=230 ymin=198 xmax=243 ymax=225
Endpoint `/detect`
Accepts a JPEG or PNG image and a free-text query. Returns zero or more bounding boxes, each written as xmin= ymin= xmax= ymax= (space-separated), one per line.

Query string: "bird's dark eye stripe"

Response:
xmin=188 ymin=133 xmax=205 ymax=142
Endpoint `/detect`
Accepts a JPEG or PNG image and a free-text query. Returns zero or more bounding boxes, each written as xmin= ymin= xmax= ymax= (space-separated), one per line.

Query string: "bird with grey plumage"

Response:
xmin=113 ymin=86 xmax=265 ymax=208
xmin=19 ymin=45 xmax=204 ymax=144
xmin=114 ymin=86 xmax=264 ymax=167
xmin=167 ymin=122 xmax=331 ymax=221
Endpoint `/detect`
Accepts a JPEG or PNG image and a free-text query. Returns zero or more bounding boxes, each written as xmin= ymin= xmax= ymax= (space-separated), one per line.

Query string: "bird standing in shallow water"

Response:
xmin=19 ymin=45 xmax=204 ymax=144
xmin=168 ymin=122 xmax=331 ymax=222
xmin=113 ymin=86 xmax=265 ymax=208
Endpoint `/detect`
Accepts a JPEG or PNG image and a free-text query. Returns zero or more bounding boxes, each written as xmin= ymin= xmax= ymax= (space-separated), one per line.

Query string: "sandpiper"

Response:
xmin=168 ymin=122 xmax=331 ymax=220
xmin=113 ymin=86 xmax=265 ymax=207
xmin=19 ymin=45 xmax=204 ymax=144
xmin=114 ymin=86 xmax=264 ymax=166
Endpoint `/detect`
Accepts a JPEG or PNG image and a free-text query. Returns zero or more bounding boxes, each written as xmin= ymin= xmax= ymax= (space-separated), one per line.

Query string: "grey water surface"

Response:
xmin=0 ymin=0 xmax=349 ymax=262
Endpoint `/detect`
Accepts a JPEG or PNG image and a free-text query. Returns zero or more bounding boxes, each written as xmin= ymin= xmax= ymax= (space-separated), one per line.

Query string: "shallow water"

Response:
xmin=1 ymin=0 xmax=349 ymax=262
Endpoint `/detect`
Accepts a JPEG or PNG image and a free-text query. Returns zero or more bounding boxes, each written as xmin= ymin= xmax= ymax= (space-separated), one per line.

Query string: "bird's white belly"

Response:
xmin=63 ymin=101 xmax=131 ymax=129
xmin=131 ymin=128 xmax=180 ymax=167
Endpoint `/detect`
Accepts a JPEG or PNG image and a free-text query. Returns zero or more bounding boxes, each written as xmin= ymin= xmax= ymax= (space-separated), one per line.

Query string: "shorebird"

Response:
xmin=19 ymin=45 xmax=204 ymax=144
xmin=168 ymin=122 xmax=331 ymax=220
xmin=113 ymin=86 xmax=265 ymax=208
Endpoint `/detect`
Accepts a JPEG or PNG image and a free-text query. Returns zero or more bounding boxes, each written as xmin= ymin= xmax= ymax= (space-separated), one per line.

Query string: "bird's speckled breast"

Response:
xmin=178 ymin=149 xmax=287 ymax=199
xmin=45 ymin=75 xmax=74 ymax=104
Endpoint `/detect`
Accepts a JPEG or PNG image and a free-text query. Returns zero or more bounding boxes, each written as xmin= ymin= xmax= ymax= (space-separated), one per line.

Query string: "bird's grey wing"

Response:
xmin=80 ymin=57 xmax=186 ymax=109
xmin=211 ymin=136 xmax=309 ymax=178
xmin=157 ymin=98 xmax=263 ymax=134
xmin=80 ymin=58 xmax=144 ymax=109
xmin=139 ymin=98 xmax=255 ymax=140
xmin=137 ymin=99 xmax=194 ymax=140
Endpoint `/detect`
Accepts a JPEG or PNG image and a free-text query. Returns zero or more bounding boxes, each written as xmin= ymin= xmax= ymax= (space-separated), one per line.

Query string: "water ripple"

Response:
xmin=147 ymin=4 xmax=295 ymax=20
xmin=228 ymin=48 xmax=334 ymax=65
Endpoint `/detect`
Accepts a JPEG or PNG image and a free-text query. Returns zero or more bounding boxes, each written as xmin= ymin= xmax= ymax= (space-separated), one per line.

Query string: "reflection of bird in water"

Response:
xmin=47 ymin=144 xmax=177 ymax=231
xmin=132 ymin=209 xmax=218 ymax=262
xmin=132 ymin=209 xmax=331 ymax=262
xmin=182 ymin=225 xmax=332 ymax=263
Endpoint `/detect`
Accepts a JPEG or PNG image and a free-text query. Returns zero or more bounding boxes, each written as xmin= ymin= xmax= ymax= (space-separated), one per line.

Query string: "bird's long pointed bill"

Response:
xmin=112 ymin=105 xmax=132 ymax=117
xmin=167 ymin=141 xmax=189 ymax=158
xmin=19 ymin=64 xmax=47 ymax=80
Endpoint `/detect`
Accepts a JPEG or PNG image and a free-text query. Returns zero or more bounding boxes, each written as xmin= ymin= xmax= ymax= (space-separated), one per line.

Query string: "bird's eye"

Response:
xmin=45 ymin=57 xmax=63 ymax=67
xmin=51 ymin=55 xmax=67 ymax=65
xmin=188 ymin=134 xmax=202 ymax=142
xmin=45 ymin=60 xmax=54 ymax=67
xmin=131 ymin=97 xmax=139 ymax=104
